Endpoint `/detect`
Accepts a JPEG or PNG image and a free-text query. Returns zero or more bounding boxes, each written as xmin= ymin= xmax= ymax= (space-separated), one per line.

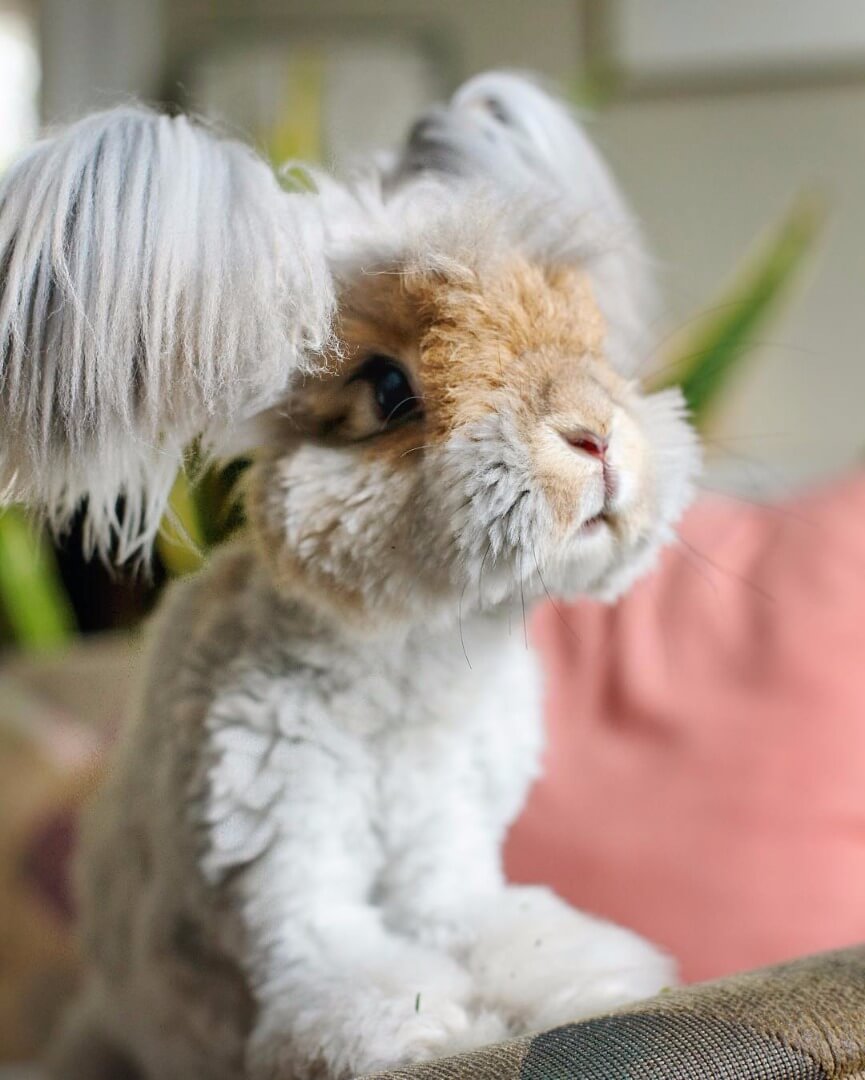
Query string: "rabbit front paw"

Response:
xmin=467 ymin=886 xmax=675 ymax=1034
xmin=248 ymin=984 xmax=507 ymax=1079
xmin=352 ymin=996 xmax=508 ymax=1075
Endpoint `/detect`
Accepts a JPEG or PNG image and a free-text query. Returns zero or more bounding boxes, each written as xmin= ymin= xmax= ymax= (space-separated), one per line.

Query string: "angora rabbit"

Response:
xmin=0 ymin=73 xmax=699 ymax=1079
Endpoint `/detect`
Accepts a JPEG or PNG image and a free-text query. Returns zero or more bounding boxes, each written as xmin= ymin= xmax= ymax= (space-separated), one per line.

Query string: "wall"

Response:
xmin=596 ymin=84 xmax=865 ymax=488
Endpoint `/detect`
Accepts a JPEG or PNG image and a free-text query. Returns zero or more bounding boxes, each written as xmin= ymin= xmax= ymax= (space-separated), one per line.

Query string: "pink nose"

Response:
xmin=564 ymin=429 xmax=608 ymax=460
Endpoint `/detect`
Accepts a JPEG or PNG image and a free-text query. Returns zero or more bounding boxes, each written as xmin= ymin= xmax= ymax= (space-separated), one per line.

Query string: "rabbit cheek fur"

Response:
xmin=53 ymin=258 xmax=695 ymax=1079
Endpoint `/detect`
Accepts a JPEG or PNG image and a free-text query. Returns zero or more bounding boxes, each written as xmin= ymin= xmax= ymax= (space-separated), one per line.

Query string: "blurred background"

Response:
xmin=2 ymin=0 xmax=865 ymax=1066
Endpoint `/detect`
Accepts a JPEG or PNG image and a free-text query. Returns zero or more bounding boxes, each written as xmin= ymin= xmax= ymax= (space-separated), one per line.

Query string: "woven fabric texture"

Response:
xmin=360 ymin=946 xmax=865 ymax=1079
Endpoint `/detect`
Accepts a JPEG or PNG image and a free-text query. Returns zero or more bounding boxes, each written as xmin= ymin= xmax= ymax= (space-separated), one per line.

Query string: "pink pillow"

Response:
xmin=506 ymin=470 xmax=865 ymax=983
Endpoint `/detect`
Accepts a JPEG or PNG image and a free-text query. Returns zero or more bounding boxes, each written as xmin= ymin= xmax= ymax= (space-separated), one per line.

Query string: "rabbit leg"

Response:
xmin=205 ymin=727 xmax=505 ymax=1080
xmin=244 ymin=904 xmax=507 ymax=1080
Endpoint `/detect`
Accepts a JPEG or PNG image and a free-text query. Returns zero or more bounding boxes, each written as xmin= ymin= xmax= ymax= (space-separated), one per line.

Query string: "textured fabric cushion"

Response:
xmin=361 ymin=945 xmax=865 ymax=1078
xmin=505 ymin=470 xmax=865 ymax=983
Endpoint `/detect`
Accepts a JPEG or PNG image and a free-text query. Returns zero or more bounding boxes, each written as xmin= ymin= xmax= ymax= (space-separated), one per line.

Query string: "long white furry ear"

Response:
xmin=392 ymin=71 xmax=655 ymax=376
xmin=0 ymin=107 xmax=334 ymax=561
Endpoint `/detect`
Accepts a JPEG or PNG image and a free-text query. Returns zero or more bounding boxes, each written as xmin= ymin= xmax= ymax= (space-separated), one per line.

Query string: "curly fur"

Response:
xmin=28 ymin=75 xmax=701 ymax=1079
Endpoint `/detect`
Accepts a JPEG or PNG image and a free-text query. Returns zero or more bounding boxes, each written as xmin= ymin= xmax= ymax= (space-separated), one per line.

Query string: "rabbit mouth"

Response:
xmin=578 ymin=501 xmax=618 ymax=536
xmin=580 ymin=512 xmax=609 ymax=533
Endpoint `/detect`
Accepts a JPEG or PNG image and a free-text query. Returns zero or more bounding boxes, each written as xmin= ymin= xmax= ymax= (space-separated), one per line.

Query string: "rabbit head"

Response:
xmin=0 ymin=72 xmax=697 ymax=584
xmin=246 ymin=177 xmax=699 ymax=625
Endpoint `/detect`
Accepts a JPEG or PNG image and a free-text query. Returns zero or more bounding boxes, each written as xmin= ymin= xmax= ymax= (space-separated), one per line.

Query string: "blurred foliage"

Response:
xmin=0 ymin=194 xmax=824 ymax=649
xmin=157 ymin=458 xmax=248 ymax=578
xmin=267 ymin=52 xmax=324 ymax=164
xmin=0 ymin=507 xmax=76 ymax=650
xmin=651 ymin=193 xmax=825 ymax=420
xmin=156 ymin=469 xmax=208 ymax=578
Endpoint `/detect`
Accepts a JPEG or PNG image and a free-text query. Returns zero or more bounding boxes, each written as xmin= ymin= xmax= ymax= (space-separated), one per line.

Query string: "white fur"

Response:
xmin=40 ymin=75 xmax=699 ymax=1079
xmin=0 ymin=107 xmax=334 ymax=559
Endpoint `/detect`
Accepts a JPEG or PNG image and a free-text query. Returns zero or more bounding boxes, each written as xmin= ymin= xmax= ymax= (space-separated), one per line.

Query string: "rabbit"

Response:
xmin=0 ymin=74 xmax=700 ymax=1079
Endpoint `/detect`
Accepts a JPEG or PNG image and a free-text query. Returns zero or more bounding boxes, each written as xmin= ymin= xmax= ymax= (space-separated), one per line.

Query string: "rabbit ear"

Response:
xmin=0 ymin=106 xmax=335 ymax=561
xmin=392 ymin=71 xmax=655 ymax=376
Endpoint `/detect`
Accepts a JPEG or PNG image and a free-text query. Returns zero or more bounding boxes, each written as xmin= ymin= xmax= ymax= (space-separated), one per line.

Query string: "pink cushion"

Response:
xmin=506 ymin=470 xmax=865 ymax=982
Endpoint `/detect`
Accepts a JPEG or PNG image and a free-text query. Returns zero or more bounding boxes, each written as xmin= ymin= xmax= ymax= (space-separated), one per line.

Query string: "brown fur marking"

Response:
xmin=320 ymin=257 xmax=623 ymax=465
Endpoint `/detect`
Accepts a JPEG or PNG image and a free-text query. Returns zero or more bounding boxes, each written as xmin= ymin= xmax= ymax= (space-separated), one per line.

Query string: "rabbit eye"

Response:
xmin=352 ymin=355 xmax=421 ymax=426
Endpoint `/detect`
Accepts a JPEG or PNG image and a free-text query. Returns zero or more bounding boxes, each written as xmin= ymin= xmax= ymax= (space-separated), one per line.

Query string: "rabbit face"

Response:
xmin=248 ymin=248 xmax=698 ymax=623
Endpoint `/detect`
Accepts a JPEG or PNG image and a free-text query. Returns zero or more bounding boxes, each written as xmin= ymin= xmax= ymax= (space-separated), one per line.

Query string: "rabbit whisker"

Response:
xmin=677 ymin=534 xmax=776 ymax=602
xmin=519 ymin=552 xmax=529 ymax=649
xmin=458 ymin=580 xmax=472 ymax=670
xmin=531 ymin=543 xmax=580 ymax=644
xmin=477 ymin=540 xmax=492 ymax=610
xmin=382 ymin=396 xmax=423 ymax=427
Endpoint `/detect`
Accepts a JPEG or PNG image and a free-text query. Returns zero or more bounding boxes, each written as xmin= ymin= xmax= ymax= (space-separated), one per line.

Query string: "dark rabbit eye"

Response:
xmin=352 ymin=355 xmax=421 ymax=426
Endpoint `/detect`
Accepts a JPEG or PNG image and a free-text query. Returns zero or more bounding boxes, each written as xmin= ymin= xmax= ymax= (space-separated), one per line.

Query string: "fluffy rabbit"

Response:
xmin=2 ymin=75 xmax=699 ymax=1078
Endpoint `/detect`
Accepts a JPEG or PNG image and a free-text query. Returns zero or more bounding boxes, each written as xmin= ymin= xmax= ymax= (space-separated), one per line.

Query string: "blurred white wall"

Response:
xmin=590 ymin=0 xmax=865 ymax=488
xmin=39 ymin=0 xmax=163 ymax=119
xmin=612 ymin=0 xmax=865 ymax=83
xmin=597 ymin=85 xmax=865 ymax=488
xmin=0 ymin=2 xmax=37 ymax=168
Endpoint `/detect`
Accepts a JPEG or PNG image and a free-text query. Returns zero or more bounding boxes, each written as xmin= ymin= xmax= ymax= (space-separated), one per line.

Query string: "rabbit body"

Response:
xmin=50 ymin=540 xmax=672 ymax=1080
xmin=24 ymin=73 xmax=701 ymax=1079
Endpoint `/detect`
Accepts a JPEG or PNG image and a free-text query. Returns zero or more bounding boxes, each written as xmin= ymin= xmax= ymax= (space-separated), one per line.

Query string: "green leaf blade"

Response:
xmin=655 ymin=193 xmax=825 ymax=427
xmin=0 ymin=509 xmax=77 ymax=651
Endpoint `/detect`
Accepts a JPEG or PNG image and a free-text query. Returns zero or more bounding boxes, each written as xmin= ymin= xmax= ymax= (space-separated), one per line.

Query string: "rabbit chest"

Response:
xmin=198 ymin=604 xmax=544 ymax=891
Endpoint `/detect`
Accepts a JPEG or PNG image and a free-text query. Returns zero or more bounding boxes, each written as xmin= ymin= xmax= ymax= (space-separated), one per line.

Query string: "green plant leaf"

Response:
xmin=156 ymin=458 xmax=249 ymax=577
xmin=156 ymin=469 xmax=207 ymax=577
xmin=653 ymin=193 xmax=825 ymax=426
xmin=0 ymin=508 xmax=76 ymax=650
xmin=267 ymin=51 xmax=324 ymax=165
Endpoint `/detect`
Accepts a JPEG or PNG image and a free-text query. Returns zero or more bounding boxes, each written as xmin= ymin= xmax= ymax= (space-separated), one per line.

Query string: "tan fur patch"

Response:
xmin=322 ymin=257 xmax=623 ymax=472
xmin=406 ymin=258 xmax=609 ymax=439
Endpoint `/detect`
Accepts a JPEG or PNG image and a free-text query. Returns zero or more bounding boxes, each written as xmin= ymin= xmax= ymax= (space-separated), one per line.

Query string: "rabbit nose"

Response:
xmin=562 ymin=428 xmax=608 ymax=460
